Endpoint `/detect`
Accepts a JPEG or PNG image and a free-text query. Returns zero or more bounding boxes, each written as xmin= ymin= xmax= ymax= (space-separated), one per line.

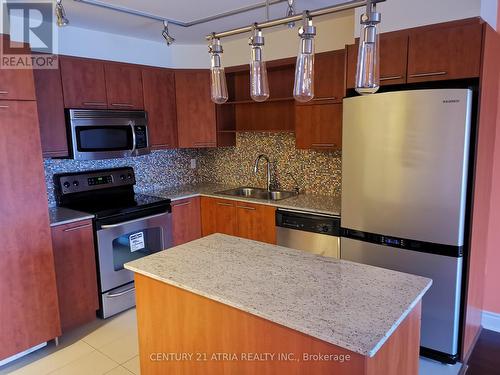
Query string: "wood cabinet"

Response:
xmin=34 ymin=63 xmax=68 ymax=158
xmin=407 ymin=22 xmax=483 ymax=83
xmin=295 ymin=103 xmax=342 ymax=151
xmin=314 ymin=50 xmax=346 ymax=102
xmin=175 ymin=70 xmax=217 ymax=148
xmin=346 ymin=31 xmax=409 ymax=89
xmin=60 ymin=56 xmax=108 ymax=108
xmin=201 ymin=197 xmax=276 ymax=244
xmin=0 ymin=100 xmax=61 ymax=360
xmin=0 ymin=35 xmax=36 ymax=100
xmin=172 ymin=197 xmax=202 ymax=246
xmin=51 ymin=220 xmax=99 ymax=332
xmin=201 ymin=197 xmax=237 ymax=236
xmin=142 ymin=68 xmax=178 ymax=149
xmin=347 ymin=20 xmax=483 ymax=88
xmin=235 ymin=202 xmax=276 ymax=244
xmin=105 ymin=63 xmax=144 ymax=109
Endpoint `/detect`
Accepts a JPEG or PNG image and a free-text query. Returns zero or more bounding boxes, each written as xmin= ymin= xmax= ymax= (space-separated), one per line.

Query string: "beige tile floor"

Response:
xmin=0 ymin=306 xmax=462 ymax=375
xmin=0 ymin=309 xmax=140 ymax=375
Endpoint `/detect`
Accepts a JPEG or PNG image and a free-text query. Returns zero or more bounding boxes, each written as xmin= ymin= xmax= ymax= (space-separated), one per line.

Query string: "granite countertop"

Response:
xmin=49 ymin=207 xmax=95 ymax=227
xmin=125 ymin=234 xmax=432 ymax=357
xmin=142 ymin=183 xmax=341 ymax=216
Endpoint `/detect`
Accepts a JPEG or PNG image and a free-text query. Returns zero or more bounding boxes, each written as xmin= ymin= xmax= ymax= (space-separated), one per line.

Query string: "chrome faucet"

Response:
xmin=253 ymin=154 xmax=273 ymax=191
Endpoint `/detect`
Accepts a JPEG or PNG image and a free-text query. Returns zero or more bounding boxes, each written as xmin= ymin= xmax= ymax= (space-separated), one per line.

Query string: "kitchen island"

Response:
xmin=125 ymin=234 xmax=432 ymax=375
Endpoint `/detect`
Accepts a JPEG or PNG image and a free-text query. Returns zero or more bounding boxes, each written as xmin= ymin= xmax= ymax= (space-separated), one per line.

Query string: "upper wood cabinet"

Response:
xmin=347 ymin=31 xmax=409 ymax=89
xmin=201 ymin=197 xmax=276 ymax=244
xmin=51 ymin=219 xmax=99 ymax=332
xmin=142 ymin=67 xmax=177 ymax=149
xmin=295 ymin=103 xmax=342 ymax=151
xmin=175 ymin=70 xmax=218 ymax=148
xmin=60 ymin=56 xmax=108 ymax=108
xmin=0 ymin=35 xmax=36 ymax=100
xmin=314 ymin=50 xmax=346 ymax=102
xmin=105 ymin=63 xmax=144 ymax=109
xmin=34 ymin=63 xmax=68 ymax=158
xmin=0 ymin=100 xmax=61 ymax=360
xmin=172 ymin=197 xmax=202 ymax=246
xmin=407 ymin=22 xmax=483 ymax=83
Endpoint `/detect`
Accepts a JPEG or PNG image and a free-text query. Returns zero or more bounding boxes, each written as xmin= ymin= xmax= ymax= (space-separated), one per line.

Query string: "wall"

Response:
xmin=198 ymin=132 xmax=342 ymax=196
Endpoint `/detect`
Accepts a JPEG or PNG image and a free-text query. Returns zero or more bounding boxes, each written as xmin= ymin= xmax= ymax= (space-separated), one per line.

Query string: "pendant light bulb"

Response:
xmin=249 ymin=27 xmax=269 ymax=102
xmin=355 ymin=0 xmax=381 ymax=95
xmin=208 ymin=36 xmax=228 ymax=105
xmin=293 ymin=12 xmax=316 ymax=103
xmin=55 ymin=0 xmax=69 ymax=27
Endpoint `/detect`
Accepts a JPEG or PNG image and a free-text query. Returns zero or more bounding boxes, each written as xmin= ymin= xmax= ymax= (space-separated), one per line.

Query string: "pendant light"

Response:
xmin=248 ymin=26 xmax=269 ymax=102
xmin=208 ymin=35 xmax=228 ymax=104
xmin=293 ymin=12 xmax=316 ymax=103
xmin=355 ymin=0 xmax=381 ymax=95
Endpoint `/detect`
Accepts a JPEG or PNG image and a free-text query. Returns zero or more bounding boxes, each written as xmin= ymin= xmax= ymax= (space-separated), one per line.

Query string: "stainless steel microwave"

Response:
xmin=67 ymin=109 xmax=150 ymax=160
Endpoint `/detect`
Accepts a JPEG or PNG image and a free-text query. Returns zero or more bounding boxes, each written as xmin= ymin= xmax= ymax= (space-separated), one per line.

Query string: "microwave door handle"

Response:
xmin=130 ymin=123 xmax=137 ymax=155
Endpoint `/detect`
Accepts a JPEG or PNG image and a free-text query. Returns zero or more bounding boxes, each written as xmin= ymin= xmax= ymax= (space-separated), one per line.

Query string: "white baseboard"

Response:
xmin=0 ymin=342 xmax=46 ymax=367
xmin=482 ymin=310 xmax=500 ymax=333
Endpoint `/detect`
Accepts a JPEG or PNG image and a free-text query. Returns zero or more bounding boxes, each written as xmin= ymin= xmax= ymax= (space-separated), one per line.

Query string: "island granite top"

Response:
xmin=125 ymin=234 xmax=432 ymax=358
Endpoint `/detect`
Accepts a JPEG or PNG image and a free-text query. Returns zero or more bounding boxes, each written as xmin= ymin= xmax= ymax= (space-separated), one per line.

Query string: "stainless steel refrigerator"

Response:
xmin=341 ymin=89 xmax=473 ymax=363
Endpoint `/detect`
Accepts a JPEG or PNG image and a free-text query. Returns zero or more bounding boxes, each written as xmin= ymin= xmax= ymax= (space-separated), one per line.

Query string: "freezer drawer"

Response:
xmin=341 ymin=237 xmax=462 ymax=356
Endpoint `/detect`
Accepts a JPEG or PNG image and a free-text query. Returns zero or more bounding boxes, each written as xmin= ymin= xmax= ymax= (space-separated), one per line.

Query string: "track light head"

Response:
xmin=55 ymin=0 xmax=69 ymax=27
xmin=162 ymin=21 xmax=175 ymax=45
xmin=286 ymin=0 xmax=296 ymax=28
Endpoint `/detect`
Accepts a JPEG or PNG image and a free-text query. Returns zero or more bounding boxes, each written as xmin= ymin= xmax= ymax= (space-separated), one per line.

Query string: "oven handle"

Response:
xmin=106 ymin=286 xmax=135 ymax=298
xmin=130 ymin=122 xmax=137 ymax=155
xmin=100 ymin=212 xmax=169 ymax=229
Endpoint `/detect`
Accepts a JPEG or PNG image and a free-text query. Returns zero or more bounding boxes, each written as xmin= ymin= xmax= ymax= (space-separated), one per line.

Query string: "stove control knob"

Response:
xmin=120 ymin=175 xmax=126 ymax=181
xmin=63 ymin=181 xmax=70 ymax=188
xmin=73 ymin=181 xmax=79 ymax=187
xmin=127 ymin=173 xmax=132 ymax=179
xmin=320 ymin=226 xmax=330 ymax=233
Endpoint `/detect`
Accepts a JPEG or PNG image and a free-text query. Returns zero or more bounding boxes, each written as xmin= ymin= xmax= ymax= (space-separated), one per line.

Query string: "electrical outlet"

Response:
xmin=190 ymin=159 xmax=197 ymax=169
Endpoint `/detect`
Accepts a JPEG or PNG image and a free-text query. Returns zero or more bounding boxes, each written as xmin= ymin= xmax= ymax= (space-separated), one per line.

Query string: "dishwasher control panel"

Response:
xmin=276 ymin=209 xmax=340 ymax=236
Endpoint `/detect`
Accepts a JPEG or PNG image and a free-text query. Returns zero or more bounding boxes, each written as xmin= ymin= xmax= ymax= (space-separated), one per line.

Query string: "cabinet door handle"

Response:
xmin=83 ymin=101 xmax=107 ymax=106
xmin=0 ymin=105 xmax=9 ymax=109
xmin=237 ymin=206 xmax=256 ymax=211
xmin=0 ymin=90 xmax=8 ymax=94
xmin=111 ymin=103 xmax=134 ymax=107
xmin=173 ymin=201 xmax=191 ymax=207
xmin=194 ymin=142 xmax=216 ymax=147
xmin=380 ymin=75 xmax=404 ymax=81
xmin=312 ymin=96 xmax=338 ymax=101
xmin=63 ymin=223 xmax=92 ymax=232
xmin=216 ymin=202 xmax=233 ymax=207
xmin=311 ymin=143 xmax=337 ymax=148
xmin=409 ymin=71 xmax=447 ymax=78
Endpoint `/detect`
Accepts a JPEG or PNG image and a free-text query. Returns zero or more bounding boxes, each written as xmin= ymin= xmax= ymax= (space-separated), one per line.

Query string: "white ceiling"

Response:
xmin=63 ymin=0 xmax=349 ymax=44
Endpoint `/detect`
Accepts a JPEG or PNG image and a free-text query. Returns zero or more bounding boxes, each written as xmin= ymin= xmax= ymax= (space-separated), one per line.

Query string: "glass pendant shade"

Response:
xmin=250 ymin=58 xmax=269 ymax=102
xmin=294 ymin=37 xmax=315 ymax=102
xmin=210 ymin=65 xmax=228 ymax=104
xmin=355 ymin=24 xmax=380 ymax=95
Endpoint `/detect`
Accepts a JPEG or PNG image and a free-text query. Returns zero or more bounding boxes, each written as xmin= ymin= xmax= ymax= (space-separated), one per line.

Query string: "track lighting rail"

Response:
xmin=73 ymin=0 xmax=288 ymax=28
xmin=206 ymin=0 xmax=385 ymax=40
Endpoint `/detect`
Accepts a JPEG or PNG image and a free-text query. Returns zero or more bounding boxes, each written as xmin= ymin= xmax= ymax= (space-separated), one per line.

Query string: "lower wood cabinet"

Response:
xmin=172 ymin=197 xmax=202 ymax=246
xmin=201 ymin=197 xmax=276 ymax=244
xmin=51 ymin=220 xmax=99 ymax=332
xmin=295 ymin=103 xmax=342 ymax=151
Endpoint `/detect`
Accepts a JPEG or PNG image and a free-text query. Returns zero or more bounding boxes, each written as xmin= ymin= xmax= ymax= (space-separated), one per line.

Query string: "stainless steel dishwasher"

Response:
xmin=276 ymin=209 xmax=341 ymax=258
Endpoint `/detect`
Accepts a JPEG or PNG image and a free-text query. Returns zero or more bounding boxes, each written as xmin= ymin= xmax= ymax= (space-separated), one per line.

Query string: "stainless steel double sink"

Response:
xmin=215 ymin=187 xmax=297 ymax=201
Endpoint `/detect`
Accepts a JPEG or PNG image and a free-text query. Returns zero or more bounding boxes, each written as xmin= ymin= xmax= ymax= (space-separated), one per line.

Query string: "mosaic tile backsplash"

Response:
xmin=44 ymin=132 xmax=341 ymax=206
xmin=198 ymin=132 xmax=342 ymax=196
